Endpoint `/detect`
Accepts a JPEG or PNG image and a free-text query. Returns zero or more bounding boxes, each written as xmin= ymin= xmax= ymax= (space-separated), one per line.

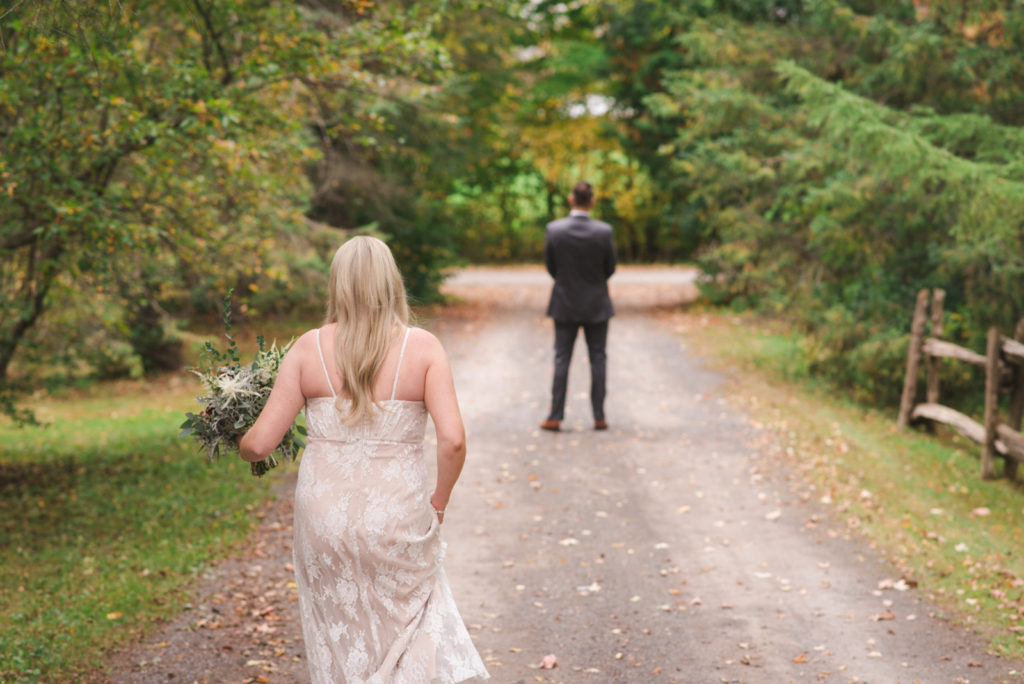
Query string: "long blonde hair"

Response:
xmin=325 ymin=236 xmax=410 ymax=423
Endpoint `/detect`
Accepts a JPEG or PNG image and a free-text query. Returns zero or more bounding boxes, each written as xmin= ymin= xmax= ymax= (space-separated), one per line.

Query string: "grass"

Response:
xmin=681 ymin=309 xmax=1024 ymax=657
xmin=0 ymin=328 xmax=299 ymax=682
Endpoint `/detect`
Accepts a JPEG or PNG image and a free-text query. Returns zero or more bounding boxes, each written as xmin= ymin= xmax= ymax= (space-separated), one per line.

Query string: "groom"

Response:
xmin=540 ymin=181 xmax=617 ymax=432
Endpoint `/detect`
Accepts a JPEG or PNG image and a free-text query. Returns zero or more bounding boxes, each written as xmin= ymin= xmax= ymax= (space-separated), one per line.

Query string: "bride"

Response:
xmin=240 ymin=236 xmax=489 ymax=683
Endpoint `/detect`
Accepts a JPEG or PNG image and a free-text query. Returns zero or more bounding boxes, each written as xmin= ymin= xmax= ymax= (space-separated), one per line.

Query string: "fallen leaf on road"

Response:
xmin=793 ymin=653 xmax=808 ymax=663
xmin=539 ymin=653 xmax=558 ymax=669
xmin=765 ymin=510 xmax=782 ymax=521
xmin=869 ymin=610 xmax=895 ymax=621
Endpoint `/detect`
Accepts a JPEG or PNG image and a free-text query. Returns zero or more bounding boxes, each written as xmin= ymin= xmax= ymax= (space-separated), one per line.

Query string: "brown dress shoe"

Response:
xmin=594 ymin=420 xmax=608 ymax=430
xmin=540 ymin=419 xmax=561 ymax=431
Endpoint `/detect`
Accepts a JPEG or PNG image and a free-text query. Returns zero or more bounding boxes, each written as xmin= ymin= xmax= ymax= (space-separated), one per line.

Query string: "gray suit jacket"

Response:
xmin=544 ymin=213 xmax=617 ymax=323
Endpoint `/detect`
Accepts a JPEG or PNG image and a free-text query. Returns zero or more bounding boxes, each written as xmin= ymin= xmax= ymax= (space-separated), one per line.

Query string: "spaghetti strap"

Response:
xmin=315 ymin=328 xmax=337 ymax=398
xmin=390 ymin=327 xmax=411 ymax=401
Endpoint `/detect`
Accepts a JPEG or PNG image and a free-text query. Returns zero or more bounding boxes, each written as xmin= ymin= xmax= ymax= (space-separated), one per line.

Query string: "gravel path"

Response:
xmin=103 ymin=266 xmax=1017 ymax=684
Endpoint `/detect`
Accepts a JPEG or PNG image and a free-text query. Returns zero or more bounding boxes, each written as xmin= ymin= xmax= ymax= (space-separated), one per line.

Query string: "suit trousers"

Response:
xmin=547 ymin=320 xmax=608 ymax=422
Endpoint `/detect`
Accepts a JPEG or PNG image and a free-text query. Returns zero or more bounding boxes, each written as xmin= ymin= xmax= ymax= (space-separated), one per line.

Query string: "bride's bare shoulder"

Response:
xmin=286 ymin=327 xmax=328 ymax=357
xmin=407 ymin=326 xmax=443 ymax=349
xmin=407 ymin=327 xmax=453 ymax=372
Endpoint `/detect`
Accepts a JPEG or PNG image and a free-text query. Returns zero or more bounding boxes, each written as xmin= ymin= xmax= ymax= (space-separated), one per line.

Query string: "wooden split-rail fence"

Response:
xmin=897 ymin=288 xmax=1024 ymax=480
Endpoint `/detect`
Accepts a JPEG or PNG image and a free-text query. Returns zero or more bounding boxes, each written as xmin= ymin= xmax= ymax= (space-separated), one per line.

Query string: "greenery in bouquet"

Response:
xmin=180 ymin=293 xmax=305 ymax=477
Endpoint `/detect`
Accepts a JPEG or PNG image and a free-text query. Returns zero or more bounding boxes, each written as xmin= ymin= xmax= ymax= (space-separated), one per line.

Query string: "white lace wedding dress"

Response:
xmin=292 ymin=328 xmax=489 ymax=683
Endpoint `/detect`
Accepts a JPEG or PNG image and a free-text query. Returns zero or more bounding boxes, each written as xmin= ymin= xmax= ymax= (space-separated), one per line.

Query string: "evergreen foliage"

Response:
xmin=633 ymin=2 xmax=1024 ymax=406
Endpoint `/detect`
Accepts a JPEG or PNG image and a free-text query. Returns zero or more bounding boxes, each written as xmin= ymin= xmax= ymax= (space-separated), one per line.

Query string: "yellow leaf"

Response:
xmin=106 ymin=611 xmax=123 ymax=620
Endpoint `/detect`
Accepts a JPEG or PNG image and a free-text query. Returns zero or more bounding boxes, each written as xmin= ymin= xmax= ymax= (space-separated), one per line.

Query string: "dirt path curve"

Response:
xmin=105 ymin=266 xmax=1015 ymax=684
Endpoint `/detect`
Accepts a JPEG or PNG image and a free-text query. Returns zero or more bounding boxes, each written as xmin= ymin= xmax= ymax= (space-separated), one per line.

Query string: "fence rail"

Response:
xmin=897 ymin=288 xmax=1024 ymax=480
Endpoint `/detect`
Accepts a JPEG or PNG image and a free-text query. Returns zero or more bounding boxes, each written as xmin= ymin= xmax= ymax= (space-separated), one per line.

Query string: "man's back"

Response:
xmin=544 ymin=214 xmax=617 ymax=323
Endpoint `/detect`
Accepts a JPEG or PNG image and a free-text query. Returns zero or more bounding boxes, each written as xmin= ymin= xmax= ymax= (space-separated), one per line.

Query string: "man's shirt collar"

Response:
xmin=570 ymin=209 xmax=590 ymax=217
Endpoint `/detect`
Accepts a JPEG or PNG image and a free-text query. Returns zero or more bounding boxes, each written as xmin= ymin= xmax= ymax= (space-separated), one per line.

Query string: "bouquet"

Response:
xmin=180 ymin=295 xmax=305 ymax=477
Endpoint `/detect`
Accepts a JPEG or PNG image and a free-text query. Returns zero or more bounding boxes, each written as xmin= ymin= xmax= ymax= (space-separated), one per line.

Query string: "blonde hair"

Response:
xmin=325 ymin=236 xmax=410 ymax=423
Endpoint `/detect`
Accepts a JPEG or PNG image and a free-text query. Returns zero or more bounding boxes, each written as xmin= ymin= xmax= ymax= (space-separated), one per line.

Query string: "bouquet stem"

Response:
xmin=250 ymin=455 xmax=278 ymax=478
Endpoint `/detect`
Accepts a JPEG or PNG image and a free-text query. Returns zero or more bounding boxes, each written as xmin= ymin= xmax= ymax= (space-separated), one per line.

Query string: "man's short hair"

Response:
xmin=571 ymin=181 xmax=594 ymax=208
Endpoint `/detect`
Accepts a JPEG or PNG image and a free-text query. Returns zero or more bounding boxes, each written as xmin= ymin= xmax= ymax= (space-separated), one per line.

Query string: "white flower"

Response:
xmin=215 ymin=370 xmax=259 ymax=400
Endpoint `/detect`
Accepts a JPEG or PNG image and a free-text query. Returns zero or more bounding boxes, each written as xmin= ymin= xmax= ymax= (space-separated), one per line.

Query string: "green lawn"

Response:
xmin=0 ymin=370 xmax=280 ymax=682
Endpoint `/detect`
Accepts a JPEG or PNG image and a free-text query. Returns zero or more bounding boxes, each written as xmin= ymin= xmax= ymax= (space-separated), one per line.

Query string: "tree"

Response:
xmin=637 ymin=3 xmax=1024 ymax=405
xmin=0 ymin=0 xmax=461 ymax=413
xmin=0 ymin=2 xmax=324 ymax=388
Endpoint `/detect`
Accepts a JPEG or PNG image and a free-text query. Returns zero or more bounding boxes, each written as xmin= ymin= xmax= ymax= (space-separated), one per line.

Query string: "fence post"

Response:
xmin=897 ymin=289 xmax=931 ymax=429
xmin=982 ymin=327 xmax=1001 ymax=480
xmin=1006 ymin=318 xmax=1024 ymax=481
xmin=926 ymin=289 xmax=945 ymax=405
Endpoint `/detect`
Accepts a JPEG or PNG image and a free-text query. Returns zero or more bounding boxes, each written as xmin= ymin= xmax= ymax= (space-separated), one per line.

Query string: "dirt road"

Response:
xmin=106 ymin=266 xmax=1017 ymax=683
xmin=437 ymin=267 xmax=1014 ymax=683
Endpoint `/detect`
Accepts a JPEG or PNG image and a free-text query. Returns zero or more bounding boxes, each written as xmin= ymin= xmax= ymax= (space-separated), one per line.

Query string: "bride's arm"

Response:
xmin=240 ymin=342 xmax=306 ymax=462
xmin=421 ymin=332 xmax=466 ymax=520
